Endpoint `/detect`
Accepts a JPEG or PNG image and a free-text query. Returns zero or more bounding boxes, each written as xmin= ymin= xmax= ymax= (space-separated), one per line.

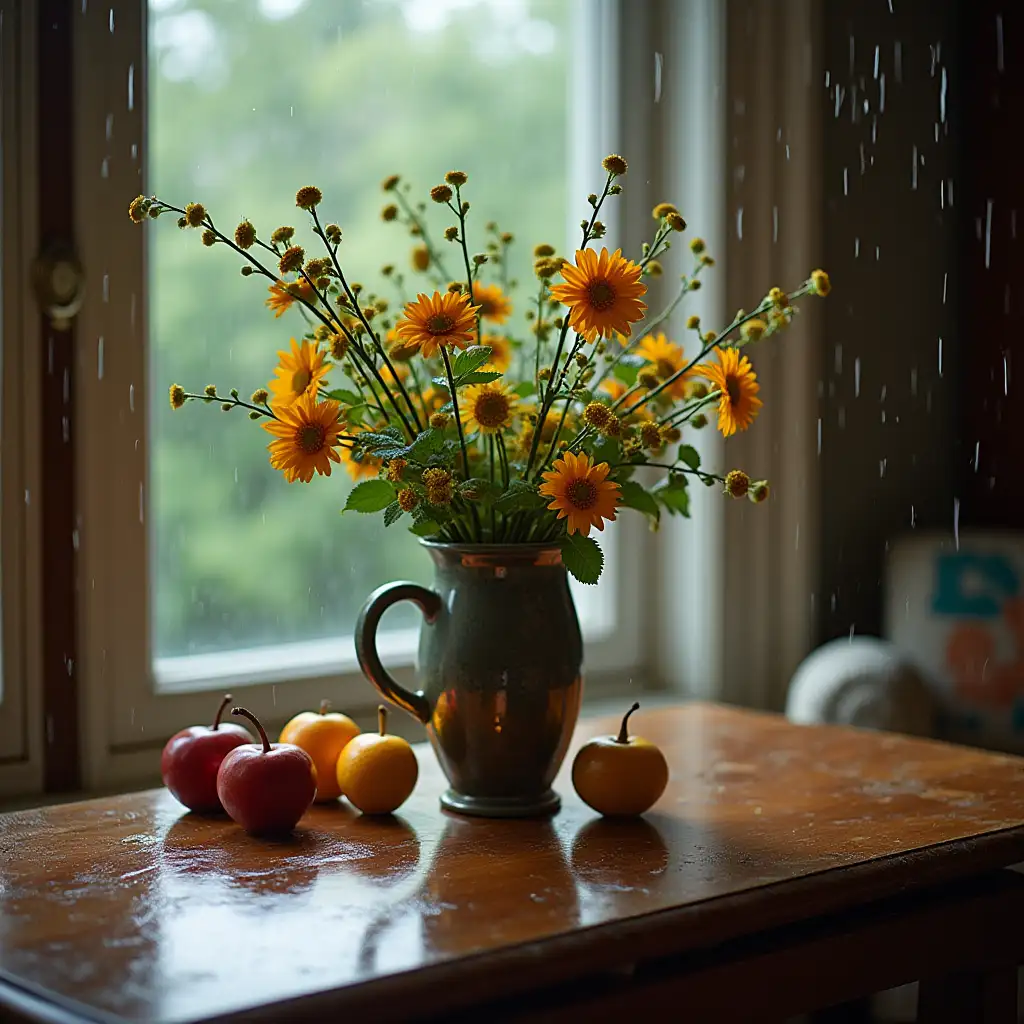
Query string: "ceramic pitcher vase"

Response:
xmin=355 ymin=542 xmax=584 ymax=818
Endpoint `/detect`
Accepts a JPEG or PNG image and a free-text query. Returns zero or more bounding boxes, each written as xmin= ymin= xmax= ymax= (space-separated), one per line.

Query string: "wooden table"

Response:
xmin=3 ymin=704 xmax=1024 ymax=1024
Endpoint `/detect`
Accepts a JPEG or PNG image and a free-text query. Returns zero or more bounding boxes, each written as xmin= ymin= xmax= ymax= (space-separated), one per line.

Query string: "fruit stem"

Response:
xmin=616 ymin=702 xmax=640 ymax=744
xmin=232 ymin=707 xmax=271 ymax=753
xmin=319 ymin=699 xmax=330 ymax=715
xmin=378 ymin=705 xmax=388 ymax=736
xmin=211 ymin=694 xmax=233 ymax=731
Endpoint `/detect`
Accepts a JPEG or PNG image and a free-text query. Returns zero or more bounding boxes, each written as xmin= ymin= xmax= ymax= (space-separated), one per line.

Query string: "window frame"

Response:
xmin=0 ymin=0 xmax=44 ymax=796
xmin=74 ymin=0 xmax=647 ymax=790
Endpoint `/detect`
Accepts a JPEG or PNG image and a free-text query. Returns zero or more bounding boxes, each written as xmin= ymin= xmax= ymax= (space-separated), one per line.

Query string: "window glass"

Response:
xmin=149 ymin=0 xmax=572 ymax=657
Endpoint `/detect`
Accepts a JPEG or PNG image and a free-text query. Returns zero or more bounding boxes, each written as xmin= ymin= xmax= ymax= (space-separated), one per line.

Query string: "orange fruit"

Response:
xmin=571 ymin=703 xmax=668 ymax=817
xmin=279 ymin=700 xmax=360 ymax=802
xmin=336 ymin=706 xmax=418 ymax=815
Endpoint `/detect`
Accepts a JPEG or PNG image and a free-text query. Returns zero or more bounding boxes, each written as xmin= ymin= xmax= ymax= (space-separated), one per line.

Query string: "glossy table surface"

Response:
xmin=4 ymin=703 xmax=1024 ymax=1023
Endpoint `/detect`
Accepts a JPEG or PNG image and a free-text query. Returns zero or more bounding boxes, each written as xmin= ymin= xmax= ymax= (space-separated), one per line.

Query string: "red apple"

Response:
xmin=161 ymin=694 xmax=251 ymax=812
xmin=216 ymin=707 xmax=317 ymax=834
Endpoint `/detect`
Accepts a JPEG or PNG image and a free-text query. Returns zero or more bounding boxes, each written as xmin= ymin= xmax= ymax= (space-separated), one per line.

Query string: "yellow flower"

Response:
xmin=262 ymin=393 xmax=343 ymax=483
xmin=741 ymin=318 xmax=766 ymax=342
xmin=602 ymin=154 xmax=627 ymax=175
xmin=471 ymin=282 xmax=512 ymax=324
xmin=652 ymin=202 xmax=678 ymax=220
xmin=184 ymin=202 xmax=206 ymax=227
xmin=430 ymin=184 xmax=453 ymax=204
xmin=749 ymin=480 xmax=770 ymax=503
xmin=539 ymin=452 xmax=621 ymax=537
xmin=265 ymin=278 xmax=315 ymax=317
xmin=397 ymin=487 xmax=419 ymax=511
xmin=637 ymin=333 xmax=691 ymax=399
xmin=598 ymin=377 xmax=643 ymax=412
xmin=550 ymin=247 xmax=647 ymax=340
xmin=422 ymin=467 xmax=454 ymax=506
xmin=338 ymin=445 xmax=380 ymax=482
xmin=810 ymin=269 xmax=831 ymax=296
xmin=463 ymin=382 xmax=516 ymax=435
xmin=694 ymin=346 xmax=762 ymax=437
xmin=411 ymin=245 xmax=430 ymax=272
xmin=445 ymin=170 xmax=468 ymax=186
xmin=295 ymin=185 xmax=322 ymax=210
xmin=724 ymin=469 xmax=750 ymax=498
xmin=169 ymin=384 xmax=186 ymax=410
xmin=128 ymin=195 xmax=148 ymax=223
xmin=394 ymin=291 xmax=479 ymax=358
xmin=279 ymin=245 xmax=305 ymax=274
xmin=583 ymin=401 xmax=611 ymax=429
xmin=268 ymin=338 xmax=329 ymax=408
xmin=639 ymin=421 xmax=663 ymax=450
xmin=235 ymin=220 xmax=256 ymax=249
xmin=481 ymin=333 xmax=512 ymax=372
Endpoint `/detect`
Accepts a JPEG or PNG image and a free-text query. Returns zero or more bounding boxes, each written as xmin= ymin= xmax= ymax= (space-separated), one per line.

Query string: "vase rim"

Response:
xmin=418 ymin=539 xmax=564 ymax=567
xmin=418 ymin=540 xmax=560 ymax=553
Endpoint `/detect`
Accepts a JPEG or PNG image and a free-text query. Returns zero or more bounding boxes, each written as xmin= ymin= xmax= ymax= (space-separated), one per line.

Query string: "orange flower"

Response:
xmin=471 ymin=282 xmax=512 ymax=324
xmin=481 ymin=332 xmax=513 ymax=372
xmin=637 ymin=332 xmax=691 ymax=400
xmin=599 ymin=377 xmax=646 ymax=414
xmin=339 ymin=445 xmax=381 ymax=482
xmin=265 ymin=278 xmax=316 ymax=317
xmin=268 ymin=338 xmax=330 ymax=408
xmin=693 ymin=346 xmax=762 ymax=436
xmin=262 ymin=392 xmax=343 ymax=483
xmin=539 ymin=452 xmax=621 ymax=537
xmin=394 ymin=291 xmax=479 ymax=358
xmin=550 ymin=247 xmax=647 ymax=340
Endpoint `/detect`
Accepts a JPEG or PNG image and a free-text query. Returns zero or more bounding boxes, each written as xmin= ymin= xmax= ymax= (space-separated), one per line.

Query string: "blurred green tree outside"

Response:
xmin=149 ymin=0 xmax=573 ymax=657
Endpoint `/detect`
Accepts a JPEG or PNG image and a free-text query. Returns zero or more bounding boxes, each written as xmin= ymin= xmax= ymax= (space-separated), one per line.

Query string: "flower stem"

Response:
xmin=449 ymin=189 xmax=482 ymax=348
xmin=440 ymin=346 xmax=471 ymax=480
xmin=310 ymin=208 xmax=423 ymax=433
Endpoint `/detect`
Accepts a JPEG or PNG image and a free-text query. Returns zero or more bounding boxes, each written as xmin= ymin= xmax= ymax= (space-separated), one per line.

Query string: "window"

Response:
xmin=0 ymin=0 xmax=42 ymax=790
xmin=76 ymin=0 xmax=643 ymax=787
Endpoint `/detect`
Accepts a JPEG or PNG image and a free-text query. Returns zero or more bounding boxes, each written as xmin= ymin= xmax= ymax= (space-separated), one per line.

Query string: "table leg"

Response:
xmin=917 ymin=967 xmax=1017 ymax=1023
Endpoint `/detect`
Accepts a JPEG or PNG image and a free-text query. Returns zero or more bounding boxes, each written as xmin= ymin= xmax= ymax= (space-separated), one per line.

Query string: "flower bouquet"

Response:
xmin=132 ymin=155 xmax=829 ymax=816
xmin=129 ymin=155 xmax=829 ymax=587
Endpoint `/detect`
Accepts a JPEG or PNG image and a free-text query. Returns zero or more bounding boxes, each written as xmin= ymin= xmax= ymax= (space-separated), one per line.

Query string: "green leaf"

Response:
xmin=456 ymin=370 xmax=503 ymax=387
xmin=677 ymin=444 xmax=701 ymax=470
xmin=406 ymin=428 xmax=446 ymax=463
xmin=618 ymin=479 xmax=660 ymax=525
xmin=413 ymin=501 xmax=450 ymax=526
xmin=410 ymin=519 xmax=442 ymax=537
xmin=560 ymin=533 xmax=604 ymax=585
xmin=652 ymin=476 xmax=690 ymax=517
xmin=326 ymin=388 xmax=362 ymax=406
xmin=431 ymin=375 xmax=451 ymax=391
xmin=458 ymin=477 xmax=502 ymax=503
xmin=453 ymin=345 xmax=493 ymax=377
xmin=356 ymin=427 xmax=405 ymax=451
xmin=612 ymin=361 xmax=640 ymax=385
xmin=343 ymin=479 xmax=397 ymax=513
xmin=589 ymin=434 xmax=622 ymax=467
xmin=383 ymin=500 xmax=404 ymax=527
xmin=494 ymin=479 xmax=546 ymax=513
xmin=513 ymin=380 xmax=537 ymax=398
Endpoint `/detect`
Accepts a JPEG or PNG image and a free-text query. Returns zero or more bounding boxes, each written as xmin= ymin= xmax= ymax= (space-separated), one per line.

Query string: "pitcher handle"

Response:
xmin=355 ymin=581 xmax=441 ymax=725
